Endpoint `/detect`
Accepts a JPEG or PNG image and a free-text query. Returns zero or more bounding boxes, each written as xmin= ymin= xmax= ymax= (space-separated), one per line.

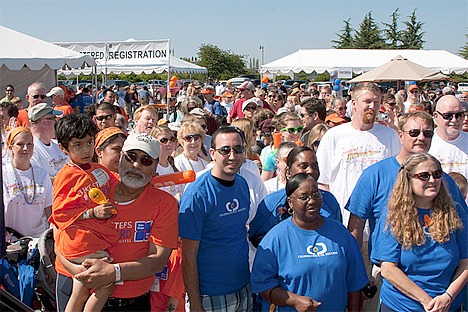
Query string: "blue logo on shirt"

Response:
xmin=134 ymin=221 xmax=152 ymax=242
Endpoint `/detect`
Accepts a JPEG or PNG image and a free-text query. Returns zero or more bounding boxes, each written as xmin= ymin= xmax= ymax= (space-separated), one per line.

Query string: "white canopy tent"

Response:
xmin=260 ymin=49 xmax=468 ymax=78
xmin=0 ymin=26 xmax=94 ymax=101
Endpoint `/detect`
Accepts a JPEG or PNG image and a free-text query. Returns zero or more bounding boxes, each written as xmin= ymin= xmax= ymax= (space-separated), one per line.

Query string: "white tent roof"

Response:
xmin=261 ymin=49 xmax=468 ymax=75
xmin=0 ymin=26 xmax=94 ymax=70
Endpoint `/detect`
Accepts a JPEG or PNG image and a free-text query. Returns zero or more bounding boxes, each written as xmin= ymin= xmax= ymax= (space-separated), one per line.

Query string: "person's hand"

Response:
xmin=293 ymin=295 xmax=321 ymax=312
xmin=74 ymin=258 xmax=116 ymax=289
xmin=426 ymin=293 xmax=451 ymax=312
xmin=93 ymin=202 xmax=117 ymax=219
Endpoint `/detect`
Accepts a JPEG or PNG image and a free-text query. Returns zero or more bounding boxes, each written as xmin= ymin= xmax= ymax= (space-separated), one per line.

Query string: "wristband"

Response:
xmin=82 ymin=210 xmax=90 ymax=219
xmin=445 ymin=291 xmax=453 ymax=301
xmin=113 ymin=263 xmax=121 ymax=282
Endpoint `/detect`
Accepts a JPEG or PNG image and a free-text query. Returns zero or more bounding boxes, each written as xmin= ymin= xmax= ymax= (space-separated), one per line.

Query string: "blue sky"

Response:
xmin=1 ymin=0 xmax=467 ymax=64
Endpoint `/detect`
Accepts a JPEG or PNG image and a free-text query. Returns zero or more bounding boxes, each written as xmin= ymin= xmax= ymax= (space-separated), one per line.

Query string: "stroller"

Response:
xmin=0 ymin=227 xmax=57 ymax=311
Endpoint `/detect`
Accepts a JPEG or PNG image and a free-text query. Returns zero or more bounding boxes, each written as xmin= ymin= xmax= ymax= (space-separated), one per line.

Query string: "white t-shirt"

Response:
xmin=174 ymin=154 xmax=208 ymax=173
xmin=316 ymin=122 xmax=401 ymax=226
xmin=3 ymin=163 xmax=52 ymax=237
xmin=30 ymin=137 xmax=69 ymax=178
xmin=263 ymin=176 xmax=285 ymax=195
xmin=156 ymin=162 xmax=185 ymax=199
xmin=428 ymin=131 xmax=468 ymax=178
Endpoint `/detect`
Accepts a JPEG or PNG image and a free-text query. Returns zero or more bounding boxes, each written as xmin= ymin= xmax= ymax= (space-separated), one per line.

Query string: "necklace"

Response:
xmin=183 ymin=153 xmax=205 ymax=172
xmin=12 ymin=163 xmax=36 ymax=205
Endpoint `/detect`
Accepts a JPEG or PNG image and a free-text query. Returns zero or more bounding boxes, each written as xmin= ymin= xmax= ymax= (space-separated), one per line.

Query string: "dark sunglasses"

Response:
xmin=6 ymin=89 xmax=14 ymax=92
xmin=404 ymin=129 xmax=434 ymax=138
xmin=244 ymin=106 xmax=257 ymax=112
xmin=281 ymin=126 xmax=304 ymax=134
xmin=183 ymin=134 xmax=202 ymax=142
xmin=95 ymin=114 xmax=114 ymax=121
xmin=412 ymin=170 xmax=443 ymax=182
xmin=300 ymin=113 xmax=310 ymax=118
xmin=215 ymin=145 xmax=245 ymax=156
xmin=200 ymin=124 xmax=207 ymax=130
xmin=159 ymin=137 xmax=177 ymax=144
xmin=31 ymin=94 xmax=46 ymax=99
xmin=123 ymin=151 xmax=156 ymax=167
xmin=435 ymin=110 xmax=464 ymax=120
xmin=386 ymin=101 xmax=397 ymax=106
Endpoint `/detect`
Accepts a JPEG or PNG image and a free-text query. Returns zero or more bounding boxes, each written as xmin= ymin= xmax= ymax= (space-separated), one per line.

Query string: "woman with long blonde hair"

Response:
xmin=371 ymin=153 xmax=466 ymax=312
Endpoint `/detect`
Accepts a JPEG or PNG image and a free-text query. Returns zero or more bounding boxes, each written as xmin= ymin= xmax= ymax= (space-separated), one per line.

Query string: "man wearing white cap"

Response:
xmin=47 ymin=86 xmax=74 ymax=117
xmin=29 ymin=103 xmax=69 ymax=180
xmin=242 ymin=97 xmax=263 ymax=119
xmin=227 ymin=81 xmax=256 ymax=123
xmin=71 ymin=133 xmax=179 ymax=311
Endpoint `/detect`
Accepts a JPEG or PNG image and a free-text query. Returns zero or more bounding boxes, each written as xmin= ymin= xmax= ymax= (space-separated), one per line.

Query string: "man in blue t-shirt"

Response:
xmin=71 ymin=86 xmax=94 ymax=114
xmin=179 ymin=126 xmax=253 ymax=311
xmin=346 ymin=111 xmax=468 ymax=310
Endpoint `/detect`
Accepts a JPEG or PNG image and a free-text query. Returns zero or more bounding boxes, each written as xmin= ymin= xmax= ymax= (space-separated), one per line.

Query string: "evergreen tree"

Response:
xmin=332 ymin=19 xmax=355 ymax=49
xmin=382 ymin=8 xmax=401 ymax=49
xmin=400 ymin=9 xmax=425 ymax=49
xmin=354 ymin=12 xmax=386 ymax=49
xmin=459 ymin=34 xmax=468 ymax=59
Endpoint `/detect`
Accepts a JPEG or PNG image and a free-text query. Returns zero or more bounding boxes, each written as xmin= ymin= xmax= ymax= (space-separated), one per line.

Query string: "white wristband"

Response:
xmin=82 ymin=210 xmax=90 ymax=220
xmin=113 ymin=263 xmax=121 ymax=282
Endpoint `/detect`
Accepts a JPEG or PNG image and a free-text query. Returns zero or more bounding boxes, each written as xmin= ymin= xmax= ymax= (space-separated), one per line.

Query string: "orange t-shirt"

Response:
xmin=16 ymin=109 xmax=29 ymax=127
xmin=51 ymin=163 xmax=118 ymax=277
xmin=108 ymin=181 xmax=179 ymax=299
xmin=55 ymin=102 xmax=74 ymax=117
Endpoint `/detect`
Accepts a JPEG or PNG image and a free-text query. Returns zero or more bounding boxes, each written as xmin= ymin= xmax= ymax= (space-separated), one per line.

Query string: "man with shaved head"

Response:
xmin=429 ymin=95 xmax=468 ymax=177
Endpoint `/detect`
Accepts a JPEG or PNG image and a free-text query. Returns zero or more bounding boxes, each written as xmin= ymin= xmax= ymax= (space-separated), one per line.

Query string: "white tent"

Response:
xmin=106 ymin=55 xmax=207 ymax=74
xmin=261 ymin=49 xmax=468 ymax=77
xmin=0 ymin=26 xmax=94 ymax=101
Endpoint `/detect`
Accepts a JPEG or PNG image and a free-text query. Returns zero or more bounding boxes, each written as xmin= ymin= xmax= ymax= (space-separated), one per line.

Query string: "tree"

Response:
xmin=382 ymin=8 xmax=401 ymax=49
xmin=332 ymin=19 xmax=355 ymax=49
xmin=197 ymin=44 xmax=246 ymax=79
xmin=459 ymin=34 xmax=468 ymax=59
xmin=400 ymin=9 xmax=425 ymax=49
xmin=354 ymin=12 xmax=386 ymax=49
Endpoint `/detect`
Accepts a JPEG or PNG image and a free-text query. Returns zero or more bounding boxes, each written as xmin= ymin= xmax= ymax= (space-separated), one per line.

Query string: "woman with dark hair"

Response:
xmin=94 ymin=127 xmax=127 ymax=174
xmin=251 ymin=173 xmax=368 ymax=311
xmin=372 ymin=153 xmax=467 ymax=312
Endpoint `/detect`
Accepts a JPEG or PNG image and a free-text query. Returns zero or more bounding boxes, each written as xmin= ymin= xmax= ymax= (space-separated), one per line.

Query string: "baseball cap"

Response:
xmin=242 ymin=97 xmax=263 ymax=111
xmin=190 ymin=108 xmax=206 ymax=117
xmin=46 ymin=86 xmax=65 ymax=97
xmin=122 ymin=133 xmax=160 ymax=159
xmin=222 ymin=91 xmax=233 ymax=98
xmin=237 ymin=81 xmax=255 ymax=91
xmin=201 ymin=85 xmax=215 ymax=95
xmin=408 ymin=85 xmax=419 ymax=92
xmin=28 ymin=103 xmax=62 ymax=122
xmin=325 ymin=113 xmax=347 ymax=125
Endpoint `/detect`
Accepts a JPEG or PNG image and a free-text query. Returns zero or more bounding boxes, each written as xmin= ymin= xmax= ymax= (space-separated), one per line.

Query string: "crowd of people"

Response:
xmin=1 ymin=78 xmax=467 ymax=312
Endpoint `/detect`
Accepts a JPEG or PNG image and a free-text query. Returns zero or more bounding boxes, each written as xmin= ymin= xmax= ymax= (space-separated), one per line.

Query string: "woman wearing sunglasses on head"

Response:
xmin=251 ymin=173 xmax=368 ymax=312
xmin=174 ymin=121 xmax=208 ymax=173
xmin=371 ymin=153 xmax=467 ymax=312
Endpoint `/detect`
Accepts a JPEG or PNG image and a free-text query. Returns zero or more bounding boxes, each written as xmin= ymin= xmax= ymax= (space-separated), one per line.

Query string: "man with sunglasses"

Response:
xmin=17 ymin=82 xmax=47 ymax=127
xmin=346 ymin=111 xmax=467 ymax=312
xmin=179 ymin=127 xmax=253 ymax=311
xmin=429 ymin=95 xmax=468 ymax=178
xmin=0 ymin=84 xmax=15 ymax=103
xmin=93 ymin=102 xmax=117 ymax=131
xmin=403 ymin=84 xmax=420 ymax=113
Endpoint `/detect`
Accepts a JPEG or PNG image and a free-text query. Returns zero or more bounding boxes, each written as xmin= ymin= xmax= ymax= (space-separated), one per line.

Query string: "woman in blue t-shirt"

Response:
xmin=371 ymin=153 xmax=467 ymax=312
xmin=251 ymin=173 xmax=368 ymax=311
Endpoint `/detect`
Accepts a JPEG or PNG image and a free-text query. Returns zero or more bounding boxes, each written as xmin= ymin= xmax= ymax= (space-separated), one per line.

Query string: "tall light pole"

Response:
xmin=259 ymin=45 xmax=264 ymax=85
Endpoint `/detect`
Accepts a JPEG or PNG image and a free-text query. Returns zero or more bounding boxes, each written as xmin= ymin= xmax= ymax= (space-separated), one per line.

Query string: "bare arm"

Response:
xmin=347 ymin=290 xmax=364 ymax=312
xmin=318 ymin=183 xmax=329 ymax=192
xmin=181 ymin=238 xmax=205 ymax=312
xmin=261 ymin=170 xmax=274 ymax=182
xmin=347 ymin=214 xmax=366 ymax=248
xmin=381 ymin=261 xmax=432 ymax=310
xmin=260 ymin=286 xmax=321 ymax=312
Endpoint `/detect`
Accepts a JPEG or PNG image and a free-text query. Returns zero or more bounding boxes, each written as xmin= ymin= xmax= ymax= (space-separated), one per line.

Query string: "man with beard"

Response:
xmin=179 ymin=126 xmax=253 ymax=311
xmin=316 ymin=82 xmax=401 ymax=227
xmin=428 ymin=95 xmax=468 ymax=178
xmin=66 ymin=133 xmax=179 ymax=311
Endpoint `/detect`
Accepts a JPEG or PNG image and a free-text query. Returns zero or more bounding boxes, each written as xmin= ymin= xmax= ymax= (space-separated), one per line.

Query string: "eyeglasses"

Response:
xmin=267 ymin=95 xmax=275 ymax=98
xmin=386 ymin=101 xmax=397 ymax=106
xmin=183 ymin=134 xmax=202 ymax=142
xmin=412 ymin=170 xmax=443 ymax=182
xmin=404 ymin=129 xmax=434 ymax=138
xmin=95 ymin=114 xmax=114 ymax=121
xmin=281 ymin=126 xmax=304 ymax=134
xmin=410 ymin=90 xmax=419 ymax=94
xmin=5 ymin=89 xmax=14 ymax=92
xmin=292 ymin=191 xmax=322 ymax=204
xmin=123 ymin=151 xmax=156 ymax=167
xmin=30 ymin=94 xmax=46 ymax=99
xmin=435 ymin=110 xmax=464 ymax=120
xmin=244 ymin=106 xmax=257 ymax=112
xmin=300 ymin=113 xmax=310 ymax=118
xmin=159 ymin=137 xmax=177 ymax=144
xmin=215 ymin=145 xmax=245 ymax=156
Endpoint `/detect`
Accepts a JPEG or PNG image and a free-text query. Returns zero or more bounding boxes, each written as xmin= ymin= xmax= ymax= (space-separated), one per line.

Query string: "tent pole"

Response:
xmin=166 ymin=40 xmax=171 ymax=116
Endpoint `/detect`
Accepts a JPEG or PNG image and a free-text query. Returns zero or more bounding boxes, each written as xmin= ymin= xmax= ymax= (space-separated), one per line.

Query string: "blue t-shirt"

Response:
xmin=249 ymin=188 xmax=342 ymax=242
xmin=346 ymin=156 xmax=467 ymax=254
xmin=371 ymin=205 xmax=467 ymax=311
xmin=71 ymin=93 xmax=94 ymax=114
xmin=179 ymin=171 xmax=251 ymax=296
xmin=251 ymin=218 xmax=368 ymax=311
xmin=203 ymin=100 xmax=225 ymax=116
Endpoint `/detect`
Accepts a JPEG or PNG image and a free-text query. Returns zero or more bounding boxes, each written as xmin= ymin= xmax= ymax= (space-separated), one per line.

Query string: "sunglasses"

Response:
xmin=123 ymin=151 xmax=156 ymax=167
xmin=200 ymin=124 xmax=207 ymax=130
xmin=30 ymin=94 xmax=46 ymax=99
xmin=435 ymin=110 xmax=464 ymax=120
xmin=159 ymin=137 xmax=177 ymax=144
xmin=299 ymin=113 xmax=310 ymax=118
xmin=386 ymin=101 xmax=397 ymax=106
xmin=6 ymin=89 xmax=14 ymax=92
xmin=95 ymin=114 xmax=114 ymax=121
xmin=412 ymin=170 xmax=443 ymax=182
xmin=281 ymin=126 xmax=304 ymax=134
xmin=215 ymin=145 xmax=245 ymax=156
xmin=244 ymin=106 xmax=257 ymax=112
xmin=183 ymin=134 xmax=202 ymax=142
xmin=404 ymin=129 xmax=434 ymax=138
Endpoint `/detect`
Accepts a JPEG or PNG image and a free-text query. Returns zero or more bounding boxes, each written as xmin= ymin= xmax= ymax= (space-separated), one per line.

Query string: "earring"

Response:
xmin=288 ymin=207 xmax=294 ymax=215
